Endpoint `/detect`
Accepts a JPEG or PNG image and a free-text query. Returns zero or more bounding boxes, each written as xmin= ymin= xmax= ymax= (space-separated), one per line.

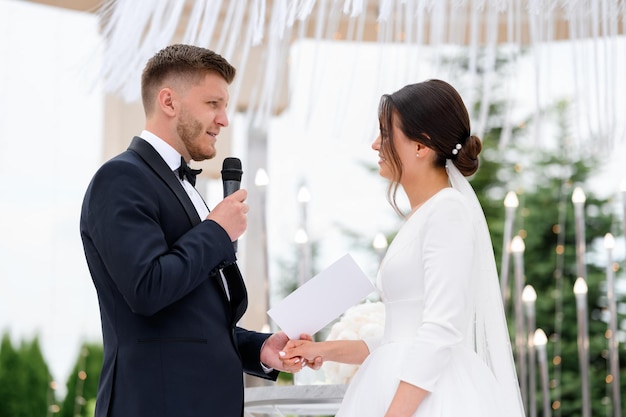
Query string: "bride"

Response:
xmin=280 ymin=79 xmax=525 ymax=417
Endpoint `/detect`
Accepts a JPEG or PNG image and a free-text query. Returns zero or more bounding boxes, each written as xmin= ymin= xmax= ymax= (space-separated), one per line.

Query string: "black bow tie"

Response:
xmin=177 ymin=157 xmax=202 ymax=186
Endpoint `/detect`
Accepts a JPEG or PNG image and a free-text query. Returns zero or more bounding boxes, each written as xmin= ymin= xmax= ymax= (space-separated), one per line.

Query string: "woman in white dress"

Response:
xmin=281 ymin=79 xmax=525 ymax=417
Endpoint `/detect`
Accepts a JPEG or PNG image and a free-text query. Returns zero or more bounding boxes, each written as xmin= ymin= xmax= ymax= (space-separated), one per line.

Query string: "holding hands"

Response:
xmin=279 ymin=337 xmax=322 ymax=366
xmin=261 ymin=332 xmax=323 ymax=373
xmin=283 ymin=338 xmax=370 ymax=367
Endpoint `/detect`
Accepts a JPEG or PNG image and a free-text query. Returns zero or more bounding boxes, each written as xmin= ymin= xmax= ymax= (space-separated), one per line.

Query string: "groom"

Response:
xmin=80 ymin=44 xmax=312 ymax=417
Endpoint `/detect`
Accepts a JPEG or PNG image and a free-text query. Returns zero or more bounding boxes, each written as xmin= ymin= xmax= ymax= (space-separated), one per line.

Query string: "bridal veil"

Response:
xmin=446 ymin=159 xmax=526 ymax=417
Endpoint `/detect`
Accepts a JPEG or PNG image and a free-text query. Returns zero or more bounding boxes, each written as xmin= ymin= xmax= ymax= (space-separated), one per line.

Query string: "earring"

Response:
xmin=416 ymin=153 xmax=420 ymax=157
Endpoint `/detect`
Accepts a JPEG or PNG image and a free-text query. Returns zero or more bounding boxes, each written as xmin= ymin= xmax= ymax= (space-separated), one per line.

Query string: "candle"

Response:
xmin=523 ymin=285 xmax=538 ymax=417
xmin=572 ymin=187 xmax=587 ymax=280
xmin=294 ymin=228 xmax=309 ymax=287
xmin=501 ymin=191 xmax=519 ymax=305
xmin=573 ymin=277 xmax=591 ymax=417
xmin=604 ymin=233 xmax=621 ymax=417
xmin=622 ymin=180 xmax=626 ymax=274
xmin=255 ymin=168 xmax=271 ymax=331
xmin=255 ymin=168 xmax=269 ymax=187
xmin=534 ymin=329 xmax=551 ymax=417
xmin=511 ymin=235 xmax=527 ymax=407
xmin=296 ymin=184 xmax=312 ymax=287
xmin=297 ymin=184 xmax=311 ymax=205
xmin=372 ymin=232 xmax=388 ymax=265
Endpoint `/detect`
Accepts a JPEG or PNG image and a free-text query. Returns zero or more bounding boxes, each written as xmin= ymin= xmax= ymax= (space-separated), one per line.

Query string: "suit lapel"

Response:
xmin=222 ymin=263 xmax=248 ymax=324
xmin=127 ymin=136 xmax=201 ymax=227
xmin=128 ymin=137 xmax=248 ymax=322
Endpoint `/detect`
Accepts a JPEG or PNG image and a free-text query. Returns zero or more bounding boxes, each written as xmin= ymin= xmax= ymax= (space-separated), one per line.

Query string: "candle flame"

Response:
xmin=604 ymin=233 xmax=615 ymax=250
xmin=504 ymin=191 xmax=519 ymax=208
xmin=511 ymin=235 xmax=525 ymax=253
xmin=522 ymin=285 xmax=537 ymax=303
xmin=572 ymin=187 xmax=586 ymax=204
xmin=372 ymin=232 xmax=388 ymax=250
xmin=297 ymin=185 xmax=311 ymax=203
xmin=254 ymin=168 xmax=269 ymax=186
xmin=573 ymin=277 xmax=588 ymax=295
xmin=534 ymin=329 xmax=548 ymax=346
xmin=294 ymin=228 xmax=308 ymax=244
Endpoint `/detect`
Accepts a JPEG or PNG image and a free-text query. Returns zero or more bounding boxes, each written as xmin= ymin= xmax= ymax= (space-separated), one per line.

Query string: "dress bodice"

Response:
xmin=376 ymin=189 xmax=474 ymax=344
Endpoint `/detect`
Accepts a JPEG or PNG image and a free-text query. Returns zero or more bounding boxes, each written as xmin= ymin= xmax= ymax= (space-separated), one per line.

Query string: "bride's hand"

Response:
xmin=280 ymin=334 xmax=323 ymax=370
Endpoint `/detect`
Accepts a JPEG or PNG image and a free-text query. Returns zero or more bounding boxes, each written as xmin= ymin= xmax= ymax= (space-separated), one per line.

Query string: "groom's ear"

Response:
xmin=158 ymin=87 xmax=176 ymax=116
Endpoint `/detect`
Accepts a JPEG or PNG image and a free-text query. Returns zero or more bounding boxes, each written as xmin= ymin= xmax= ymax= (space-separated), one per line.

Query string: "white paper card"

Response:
xmin=267 ymin=253 xmax=376 ymax=339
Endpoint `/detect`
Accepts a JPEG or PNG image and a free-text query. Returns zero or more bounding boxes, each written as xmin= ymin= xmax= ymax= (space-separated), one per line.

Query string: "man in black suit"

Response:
xmin=80 ymin=44 xmax=313 ymax=417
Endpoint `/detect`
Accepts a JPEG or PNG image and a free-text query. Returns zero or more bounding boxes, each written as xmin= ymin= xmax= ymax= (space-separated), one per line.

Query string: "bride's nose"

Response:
xmin=372 ymin=135 xmax=381 ymax=151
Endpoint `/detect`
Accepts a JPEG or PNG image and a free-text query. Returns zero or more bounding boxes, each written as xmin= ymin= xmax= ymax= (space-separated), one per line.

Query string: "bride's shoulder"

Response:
xmin=425 ymin=188 xmax=473 ymax=220
xmin=430 ymin=187 xmax=467 ymax=207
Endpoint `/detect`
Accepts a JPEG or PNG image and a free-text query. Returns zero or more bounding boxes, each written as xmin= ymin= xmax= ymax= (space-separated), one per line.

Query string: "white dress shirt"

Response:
xmin=140 ymin=130 xmax=209 ymax=220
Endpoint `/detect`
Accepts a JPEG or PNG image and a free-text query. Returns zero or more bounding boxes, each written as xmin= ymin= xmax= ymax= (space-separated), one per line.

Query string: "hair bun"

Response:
xmin=454 ymin=135 xmax=482 ymax=176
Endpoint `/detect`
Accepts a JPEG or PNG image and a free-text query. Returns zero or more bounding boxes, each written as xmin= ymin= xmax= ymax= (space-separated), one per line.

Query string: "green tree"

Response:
xmin=495 ymin=102 xmax=625 ymax=417
xmin=60 ymin=343 xmax=103 ymax=417
xmin=0 ymin=332 xmax=24 ymax=417
xmin=21 ymin=336 xmax=52 ymax=417
xmin=0 ymin=332 xmax=54 ymax=417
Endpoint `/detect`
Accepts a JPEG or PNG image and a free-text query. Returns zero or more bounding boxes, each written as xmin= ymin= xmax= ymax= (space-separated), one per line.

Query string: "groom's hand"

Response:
xmin=261 ymin=331 xmax=300 ymax=372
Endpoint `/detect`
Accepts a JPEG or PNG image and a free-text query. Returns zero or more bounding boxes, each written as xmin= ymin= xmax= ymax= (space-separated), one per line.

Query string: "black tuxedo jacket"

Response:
xmin=80 ymin=137 xmax=278 ymax=417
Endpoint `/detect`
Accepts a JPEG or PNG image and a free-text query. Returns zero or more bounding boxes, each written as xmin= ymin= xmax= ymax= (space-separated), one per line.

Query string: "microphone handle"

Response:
xmin=223 ymin=180 xmax=241 ymax=252
xmin=223 ymin=180 xmax=241 ymax=198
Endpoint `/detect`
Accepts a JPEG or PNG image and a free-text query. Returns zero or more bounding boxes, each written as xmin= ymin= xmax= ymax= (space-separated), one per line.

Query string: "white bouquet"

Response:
xmin=322 ymin=300 xmax=385 ymax=385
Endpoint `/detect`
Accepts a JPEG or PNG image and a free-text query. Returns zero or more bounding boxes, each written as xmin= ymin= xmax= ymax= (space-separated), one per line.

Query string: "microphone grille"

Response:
xmin=221 ymin=157 xmax=243 ymax=181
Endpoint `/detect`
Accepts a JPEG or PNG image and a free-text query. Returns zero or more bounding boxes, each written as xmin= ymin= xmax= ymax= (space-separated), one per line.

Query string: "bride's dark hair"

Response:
xmin=378 ymin=79 xmax=482 ymax=215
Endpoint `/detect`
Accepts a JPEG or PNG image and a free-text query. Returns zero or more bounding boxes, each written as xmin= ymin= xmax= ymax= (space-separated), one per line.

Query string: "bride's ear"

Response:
xmin=416 ymin=143 xmax=432 ymax=157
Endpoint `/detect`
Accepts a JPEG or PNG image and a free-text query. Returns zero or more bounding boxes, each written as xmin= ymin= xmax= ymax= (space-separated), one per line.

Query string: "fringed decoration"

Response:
xmin=94 ymin=0 xmax=626 ymax=151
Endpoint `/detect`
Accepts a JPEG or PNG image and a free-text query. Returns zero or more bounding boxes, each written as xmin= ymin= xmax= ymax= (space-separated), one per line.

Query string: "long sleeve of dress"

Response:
xmin=398 ymin=196 xmax=475 ymax=391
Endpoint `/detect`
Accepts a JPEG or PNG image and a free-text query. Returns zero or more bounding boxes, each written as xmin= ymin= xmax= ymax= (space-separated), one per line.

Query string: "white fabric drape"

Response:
xmin=96 ymin=0 xmax=625 ymax=149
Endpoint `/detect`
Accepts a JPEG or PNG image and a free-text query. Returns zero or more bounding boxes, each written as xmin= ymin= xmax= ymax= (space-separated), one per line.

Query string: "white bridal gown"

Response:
xmin=336 ymin=187 xmax=524 ymax=417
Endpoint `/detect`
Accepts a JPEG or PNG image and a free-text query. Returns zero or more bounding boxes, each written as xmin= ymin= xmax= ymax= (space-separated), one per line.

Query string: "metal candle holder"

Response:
xmin=501 ymin=191 xmax=519 ymax=305
xmin=511 ymin=235 xmax=527 ymax=408
xmin=604 ymin=233 xmax=621 ymax=417
xmin=523 ymin=285 xmax=538 ymax=417
xmin=534 ymin=329 xmax=552 ymax=417
xmin=573 ymin=277 xmax=591 ymax=417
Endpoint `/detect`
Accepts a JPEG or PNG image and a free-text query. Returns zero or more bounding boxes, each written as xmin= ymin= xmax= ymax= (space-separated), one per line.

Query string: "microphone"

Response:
xmin=221 ymin=157 xmax=243 ymax=252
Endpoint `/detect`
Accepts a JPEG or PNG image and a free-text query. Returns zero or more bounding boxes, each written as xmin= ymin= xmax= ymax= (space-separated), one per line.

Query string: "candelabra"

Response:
xmin=295 ymin=183 xmax=312 ymax=287
xmin=573 ymin=277 xmax=591 ymax=417
xmin=622 ymin=180 xmax=626 ymax=258
xmin=501 ymin=191 xmax=519 ymax=306
xmin=255 ymin=168 xmax=271 ymax=332
xmin=511 ymin=235 xmax=527 ymax=408
xmin=571 ymin=187 xmax=590 ymax=417
xmin=572 ymin=187 xmax=587 ymax=281
xmin=604 ymin=233 xmax=621 ymax=417
xmin=523 ymin=285 xmax=538 ymax=417
xmin=534 ymin=329 xmax=552 ymax=417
